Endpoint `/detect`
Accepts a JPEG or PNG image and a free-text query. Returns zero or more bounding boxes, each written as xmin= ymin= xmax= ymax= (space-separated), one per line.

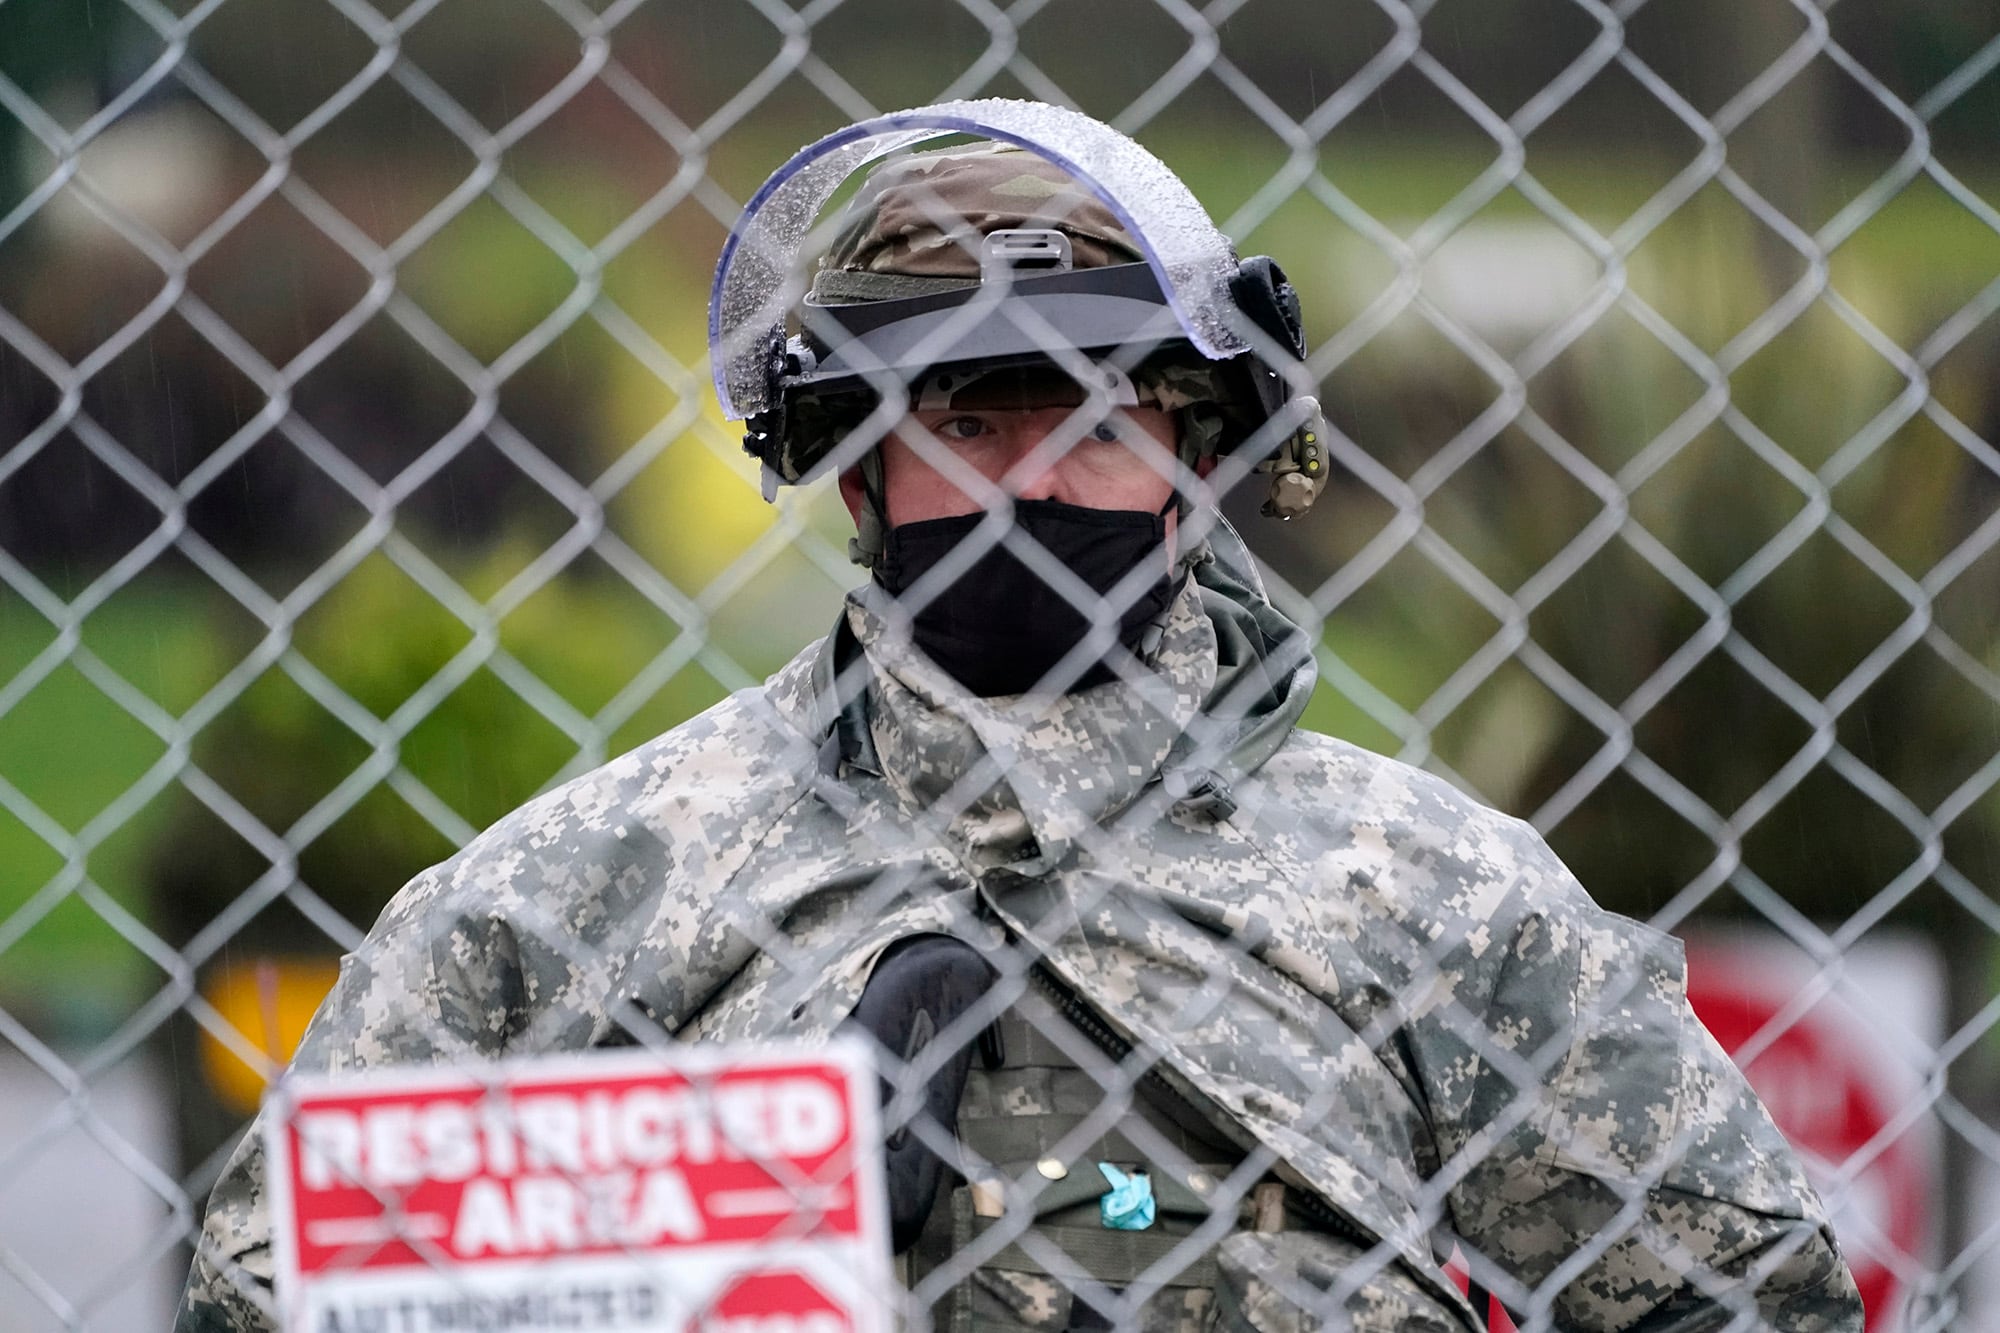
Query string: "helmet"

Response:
xmin=708 ymin=99 xmax=1329 ymax=561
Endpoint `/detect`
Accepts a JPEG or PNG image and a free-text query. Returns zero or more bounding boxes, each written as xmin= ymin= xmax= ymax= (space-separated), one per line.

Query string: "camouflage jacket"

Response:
xmin=178 ymin=526 xmax=1861 ymax=1333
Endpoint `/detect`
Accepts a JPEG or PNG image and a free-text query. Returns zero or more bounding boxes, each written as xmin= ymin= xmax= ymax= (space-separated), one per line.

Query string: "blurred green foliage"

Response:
xmin=1281 ymin=155 xmax=2000 ymax=920
xmin=0 ymin=577 xmax=224 ymax=1037
xmin=144 ymin=543 xmax=751 ymax=965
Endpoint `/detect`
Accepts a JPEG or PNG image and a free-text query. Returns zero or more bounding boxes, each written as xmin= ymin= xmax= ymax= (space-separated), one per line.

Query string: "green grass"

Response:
xmin=0 ymin=577 xmax=227 ymax=1035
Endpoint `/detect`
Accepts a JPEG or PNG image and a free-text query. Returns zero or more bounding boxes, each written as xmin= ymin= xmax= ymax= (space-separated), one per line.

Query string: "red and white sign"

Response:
xmin=1686 ymin=932 xmax=1941 ymax=1333
xmin=702 ymin=1269 xmax=852 ymax=1333
xmin=265 ymin=1043 xmax=892 ymax=1333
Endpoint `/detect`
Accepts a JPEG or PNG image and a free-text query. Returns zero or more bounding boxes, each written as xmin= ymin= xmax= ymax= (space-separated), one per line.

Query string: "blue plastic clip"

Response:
xmin=1097 ymin=1162 xmax=1156 ymax=1231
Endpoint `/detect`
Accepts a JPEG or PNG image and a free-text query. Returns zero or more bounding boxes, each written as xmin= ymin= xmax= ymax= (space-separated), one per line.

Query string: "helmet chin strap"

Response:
xmin=847 ymin=447 xmax=890 ymax=569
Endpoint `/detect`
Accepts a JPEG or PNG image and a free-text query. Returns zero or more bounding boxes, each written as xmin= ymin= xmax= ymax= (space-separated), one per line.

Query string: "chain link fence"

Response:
xmin=2 ymin=0 xmax=1998 ymax=1328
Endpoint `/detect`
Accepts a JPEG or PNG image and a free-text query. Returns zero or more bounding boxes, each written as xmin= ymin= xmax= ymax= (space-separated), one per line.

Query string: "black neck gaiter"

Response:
xmin=874 ymin=498 xmax=1180 ymax=697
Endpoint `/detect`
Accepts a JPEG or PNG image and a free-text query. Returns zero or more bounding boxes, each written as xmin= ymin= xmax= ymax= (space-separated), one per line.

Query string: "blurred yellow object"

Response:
xmin=197 ymin=956 xmax=342 ymax=1116
xmin=611 ymin=370 xmax=775 ymax=592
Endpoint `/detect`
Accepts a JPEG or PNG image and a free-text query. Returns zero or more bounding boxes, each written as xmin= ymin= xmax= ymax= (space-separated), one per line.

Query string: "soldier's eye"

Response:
xmin=1091 ymin=422 xmax=1121 ymax=443
xmin=942 ymin=417 xmax=988 ymax=441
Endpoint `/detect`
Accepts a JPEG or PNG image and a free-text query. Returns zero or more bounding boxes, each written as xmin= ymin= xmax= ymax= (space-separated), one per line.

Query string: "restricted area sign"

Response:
xmin=1685 ymin=933 xmax=1940 ymax=1333
xmin=265 ymin=1042 xmax=892 ymax=1333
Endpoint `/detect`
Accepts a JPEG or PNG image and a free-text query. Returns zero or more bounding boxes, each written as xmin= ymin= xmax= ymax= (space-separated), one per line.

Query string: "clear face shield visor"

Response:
xmin=710 ymin=100 xmax=1330 ymax=525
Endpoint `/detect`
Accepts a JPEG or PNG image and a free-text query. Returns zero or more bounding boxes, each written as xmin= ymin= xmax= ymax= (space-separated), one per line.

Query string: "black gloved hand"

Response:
xmin=840 ymin=934 xmax=997 ymax=1253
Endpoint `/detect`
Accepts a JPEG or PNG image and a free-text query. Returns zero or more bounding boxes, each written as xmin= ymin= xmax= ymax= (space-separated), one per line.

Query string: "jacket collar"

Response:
xmin=799 ymin=517 xmax=1319 ymax=872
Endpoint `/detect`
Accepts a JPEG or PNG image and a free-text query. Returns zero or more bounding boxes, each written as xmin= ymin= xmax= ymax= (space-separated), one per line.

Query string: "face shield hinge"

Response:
xmin=782 ymin=336 xmax=818 ymax=378
xmin=742 ymin=402 xmax=787 ymax=486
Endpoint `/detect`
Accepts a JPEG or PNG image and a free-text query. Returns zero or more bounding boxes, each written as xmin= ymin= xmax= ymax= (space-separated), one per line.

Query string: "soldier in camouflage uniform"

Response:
xmin=178 ymin=115 xmax=1864 ymax=1332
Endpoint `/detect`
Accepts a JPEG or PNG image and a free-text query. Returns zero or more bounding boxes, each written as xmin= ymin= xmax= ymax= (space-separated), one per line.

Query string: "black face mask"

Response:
xmin=874 ymin=498 xmax=1180 ymax=697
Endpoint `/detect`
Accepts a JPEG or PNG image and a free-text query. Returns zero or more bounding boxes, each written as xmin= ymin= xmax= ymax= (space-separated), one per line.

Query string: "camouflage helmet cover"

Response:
xmin=813 ymin=143 xmax=1145 ymax=287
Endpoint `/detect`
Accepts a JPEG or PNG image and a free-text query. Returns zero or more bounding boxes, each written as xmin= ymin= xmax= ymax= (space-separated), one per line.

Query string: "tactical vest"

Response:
xmin=854 ymin=942 xmax=1473 ymax=1333
xmin=907 ymin=996 xmax=1297 ymax=1333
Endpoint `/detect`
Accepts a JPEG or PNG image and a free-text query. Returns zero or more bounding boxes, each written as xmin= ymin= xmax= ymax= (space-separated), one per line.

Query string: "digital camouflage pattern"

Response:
xmin=176 ymin=519 xmax=1860 ymax=1332
xmin=812 ymin=142 xmax=1143 ymax=290
xmin=1214 ymin=1232 xmax=1466 ymax=1333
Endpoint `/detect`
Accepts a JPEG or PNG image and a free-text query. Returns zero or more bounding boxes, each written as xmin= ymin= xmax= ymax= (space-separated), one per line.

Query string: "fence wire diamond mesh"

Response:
xmin=1 ymin=0 xmax=1998 ymax=1330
